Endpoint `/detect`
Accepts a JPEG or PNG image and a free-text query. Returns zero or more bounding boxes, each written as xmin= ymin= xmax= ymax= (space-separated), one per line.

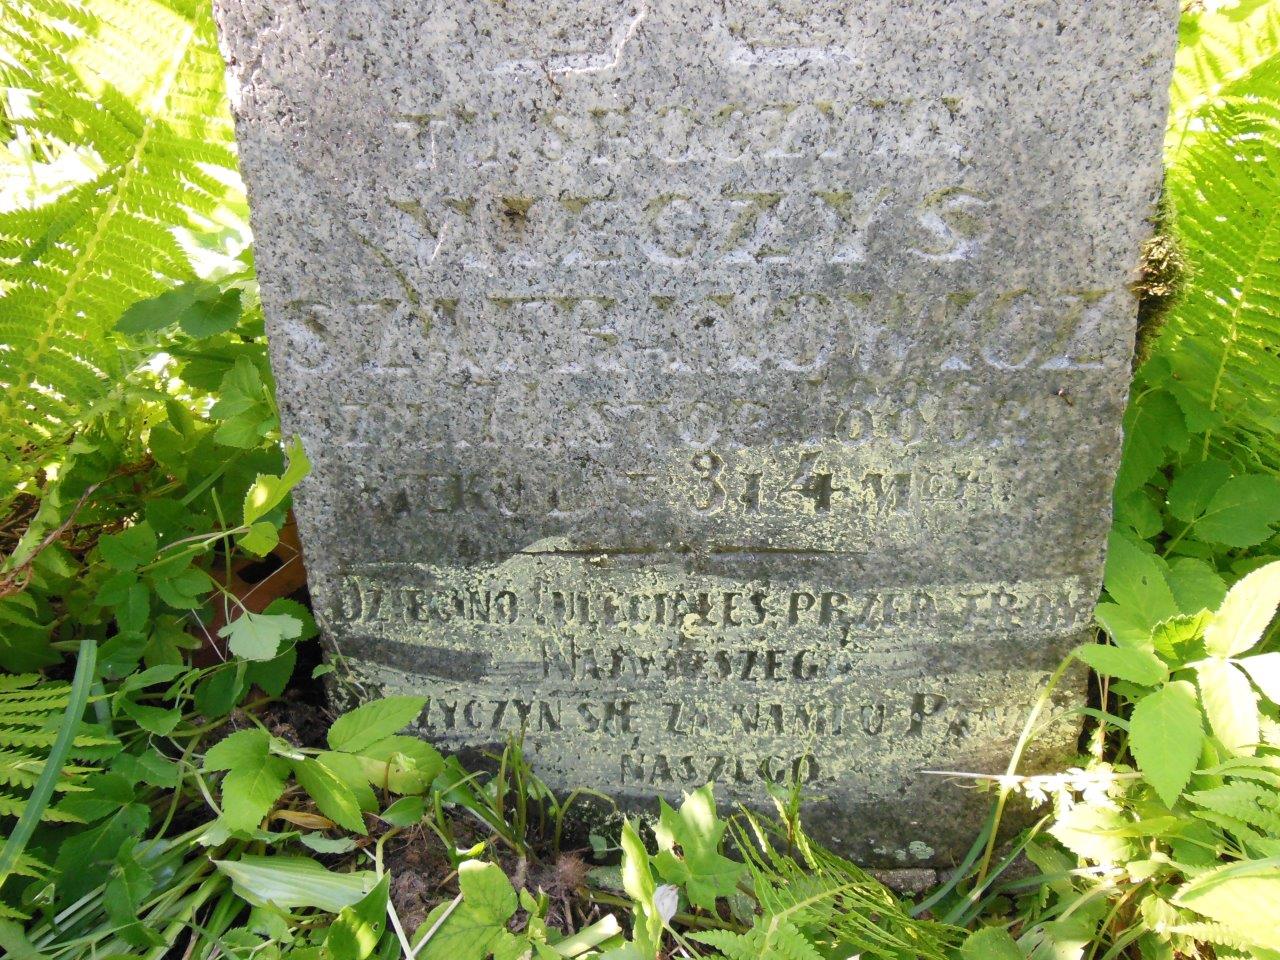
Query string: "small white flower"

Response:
xmin=653 ymin=884 xmax=679 ymax=926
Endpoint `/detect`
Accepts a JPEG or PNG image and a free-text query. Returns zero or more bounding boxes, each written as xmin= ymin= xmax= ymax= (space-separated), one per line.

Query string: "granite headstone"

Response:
xmin=214 ymin=0 xmax=1178 ymax=864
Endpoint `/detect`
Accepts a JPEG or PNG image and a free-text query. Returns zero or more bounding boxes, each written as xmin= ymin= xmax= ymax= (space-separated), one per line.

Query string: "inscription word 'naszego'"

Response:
xmin=216 ymin=0 xmax=1178 ymax=864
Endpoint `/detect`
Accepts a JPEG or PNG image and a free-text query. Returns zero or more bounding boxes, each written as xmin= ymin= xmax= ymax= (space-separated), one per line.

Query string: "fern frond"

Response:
xmin=0 ymin=0 xmax=242 ymax=499
xmin=1168 ymin=0 xmax=1280 ymax=163
xmin=1155 ymin=92 xmax=1280 ymax=469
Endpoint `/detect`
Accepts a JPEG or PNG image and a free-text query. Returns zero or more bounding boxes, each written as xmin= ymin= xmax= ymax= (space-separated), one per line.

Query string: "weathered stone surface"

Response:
xmin=214 ymin=0 xmax=1177 ymax=864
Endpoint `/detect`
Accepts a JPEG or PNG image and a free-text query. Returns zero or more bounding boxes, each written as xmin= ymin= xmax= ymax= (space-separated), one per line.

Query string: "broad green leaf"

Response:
xmin=380 ymin=796 xmax=425 ymax=827
xmin=1205 ymin=560 xmax=1280 ymax=657
xmin=119 ymin=698 xmax=180 ymax=735
xmin=316 ymin=751 xmax=379 ymax=811
xmin=238 ymin=521 xmax=280 ymax=557
xmin=204 ymin=729 xmax=269 ymax=772
xmin=215 ymin=856 xmax=378 ymax=913
xmin=180 ymin=287 xmax=242 ymax=338
xmin=327 ymin=697 xmax=426 ymax=753
xmin=1072 ymin=644 xmax=1167 ymax=687
xmin=1166 ymin=558 xmax=1227 ymax=616
xmin=1095 ymin=602 xmax=1153 ymax=649
xmin=355 ymin=735 xmax=443 ymax=794
xmin=243 ymin=437 xmax=311 ymax=525
xmin=1129 ymin=681 xmax=1204 ymax=807
xmin=1103 ymin=532 xmax=1179 ymax=628
xmin=301 ymin=834 xmax=359 ymax=854
xmin=1195 ymin=476 xmax=1280 ymax=547
xmin=1048 ymin=803 xmax=1138 ymax=866
xmin=150 ymin=565 xmax=212 ymax=610
xmin=1114 ymin=388 xmax=1187 ymax=497
xmin=220 ymin=753 xmax=289 ymax=831
xmin=961 ymin=927 xmax=1023 ymax=960
xmin=1166 ymin=459 xmax=1233 ymax=523
xmin=292 ymin=758 xmax=367 ymax=834
xmin=324 ymin=874 xmax=388 ymax=960
xmin=1197 ymin=659 xmax=1259 ymax=756
xmin=458 ymin=860 xmax=517 ymax=926
xmin=619 ymin=820 xmax=661 ymax=955
xmin=651 ymin=784 xmax=744 ymax=912
xmin=115 ymin=284 xmax=203 ymax=333
xmin=1175 ymin=858 xmax=1280 ymax=950
xmin=1239 ymin=652 xmax=1280 ymax=704
xmin=99 ymin=523 xmax=158 ymax=572
xmin=103 ymin=847 xmax=154 ymax=927
xmin=218 ymin=612 xmax=303 ymax=661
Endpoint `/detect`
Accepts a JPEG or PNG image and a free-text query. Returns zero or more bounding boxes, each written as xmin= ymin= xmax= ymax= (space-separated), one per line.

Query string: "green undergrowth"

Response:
xmin=2 ymin=0 xmax=1280 ymax=957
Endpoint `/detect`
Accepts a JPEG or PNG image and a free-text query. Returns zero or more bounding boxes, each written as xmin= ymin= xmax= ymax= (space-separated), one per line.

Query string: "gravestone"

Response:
xmin=214 ymin=0 xmax=1178 ymax=864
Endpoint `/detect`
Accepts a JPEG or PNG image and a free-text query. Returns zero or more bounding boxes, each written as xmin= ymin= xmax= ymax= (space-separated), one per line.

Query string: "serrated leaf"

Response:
xmin=292 ymin=758 xmax=366 ymax=834
xmin=243 ymin=437 xmax=311 ymax=525
xmin=1104 ymin=531 xmax=1179 ymax=629
xmin=1130 ymin=681 xmax=1204 ymax=806
xmin=99 ymin=523 xmax=158 ymax=572
xmin=218 ymin=612 xmax=303 ymax=661
xmin=651 ymin=783 xmax=744 ymax=912
xmin=1048 ymin=803 xmax=1138 ymax=866
xmin=1195 ymin=476 xmax=1280 ymax=547
xmin=1166 ymin=557 xmax=1228 ymax=615
xmin=326 ymin=697 xmax=425 ymax=753
xmin=1167 ymin=459 xmax=1233 ymax=523
xmin=1197 ymin=659 xmax=1259 ymax=756
xmin=180 ymin=288 xmax=242 ymax=338
xmin=238 ymin=521 xmax=279 ymax=557
xmin=1205 ymin=560 xmax=1280 ymax=657
xmin=220 ymin=753 xmax=289 ymax=832
xmin=960 ymin=927 xmax=1023 ymax=960
xmin=1073 ymin=644 xmax=1167 ymax=686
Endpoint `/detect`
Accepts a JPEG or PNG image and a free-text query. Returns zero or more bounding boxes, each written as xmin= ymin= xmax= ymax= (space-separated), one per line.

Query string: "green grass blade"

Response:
xmin=0 ymin=638 xmax=97 ymax=889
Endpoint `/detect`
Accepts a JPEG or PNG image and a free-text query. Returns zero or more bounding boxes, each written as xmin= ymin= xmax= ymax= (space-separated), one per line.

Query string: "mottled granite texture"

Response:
xmin=213 ymin=0 xmax=1177 ymax=865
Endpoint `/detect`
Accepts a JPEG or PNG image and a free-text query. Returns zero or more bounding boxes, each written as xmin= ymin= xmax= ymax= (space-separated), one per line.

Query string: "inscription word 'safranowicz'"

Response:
xmin=213 ymin=0 xmax=1179 ymax=864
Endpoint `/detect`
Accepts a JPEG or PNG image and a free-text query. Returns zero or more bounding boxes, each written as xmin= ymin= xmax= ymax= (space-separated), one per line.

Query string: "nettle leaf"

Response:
xmin=243 ymin=436 xmax=311 ymax=525
xmin=218 ymin=612 xmax=303 ymax=661
xmin=1197 ymin=659 xmax=1260 ymax=757
xmin=418 ymin=861 xmax=521 ymax=960
xmin=292 ymin=757 xmax=366 ymax=834
xmin=115 ymin=282 xmax=210 ymax=334
xmin=652 ymin=783 xmax=744 ymax=912
xmin=1194 ymin=475 xmax=1280 ymax=547
xmin=99 ymin=522 xmax=158 ymax=572
xmin=1103 ymin=532 xmax=1179 ymax=632
xmin=1204 ymin=560 xmax=1280 ymax=657
xmin=1239 ymin=652 xmax=1280 ymax=704
xmin=1175 ymin=858 xmax=1280 ymax=951
xmin=206 ymin=731 xmax=290 ymax=831
xmin=1167 ymin=458 xmax=1234 ymax=523
xmin=1073 ymin=643 xmax=1167 ymax=687
xmin=1114 ymin=387 xmax=1187 ymax=497
xmin=1165 ymin=557 xmax=1228 ymax=615
xmin=180 ymin=287 xmax=242 ymax=338
xmin=1129 ymin=680 xmax=1204 ymax=806
xmin=327 ymin=697 xmax=426 ymax=753
xmin=960 ymin=928 xmax=1022 ymax=960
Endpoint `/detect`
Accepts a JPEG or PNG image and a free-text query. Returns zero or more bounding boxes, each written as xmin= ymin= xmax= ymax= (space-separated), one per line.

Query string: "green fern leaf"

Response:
xmin=0 ymin=0 xmax=242 ymax=501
